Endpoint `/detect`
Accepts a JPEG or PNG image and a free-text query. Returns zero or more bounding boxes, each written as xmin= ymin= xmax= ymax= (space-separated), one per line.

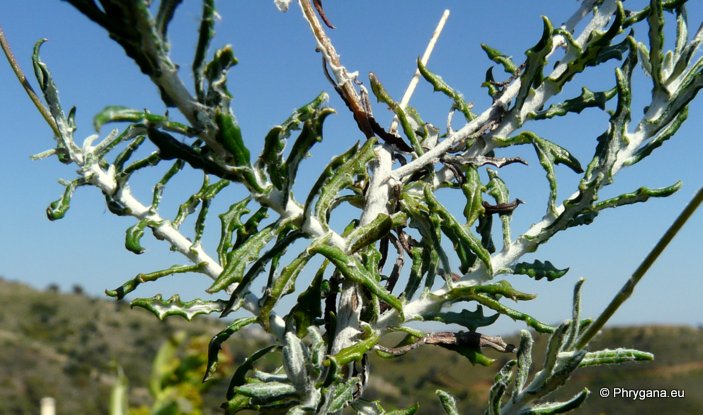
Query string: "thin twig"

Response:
xmin=390 ymin=9 xmax=450 ymax=134
xmin=0 ymin=27 xmax=60 ymax=136
xmin=375 ymin=331 xmax=514 ymax=356
xmin=575 ymin=187 xmax=703 ymax=349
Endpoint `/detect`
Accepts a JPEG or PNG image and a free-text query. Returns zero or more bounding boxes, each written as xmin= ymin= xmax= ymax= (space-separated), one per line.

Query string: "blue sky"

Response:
xmin=1 ymin=1 xmax=701 ymax=335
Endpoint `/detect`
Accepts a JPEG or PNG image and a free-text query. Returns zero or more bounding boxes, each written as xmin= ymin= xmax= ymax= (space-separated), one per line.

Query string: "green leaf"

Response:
xmin=146 ymin=127 xmax=255 ymax=186
xmin=308 ymin=139 xmax=376 ymax=231
xmin=486 ymin=169 xmax=509 ymax=204
xmin=486 ymin=169 xmax=513 ymax=247
xmin=312 ymin=243 xmax=403 ymax=314
xmin=92 ymin=106 xmax=194 ymax=134
xmin=214 ymin=110 xmax=250 ymax=167
xmin=193 ymin=0 xmax=215 ymax=101
xmin=669 ymin=13 xmax=701 ymax=80
xmin=423 ymin=306 xmax=499 ymax=332
xmin=579 ymin=348 xmax=654 ymax=367
xmin=423 ymin=186 xmax=493 ymax=275
xmin=106 ymin=263 xmax=206 ymax=300
xmin=150 ymin=160 xmax=185 ymax=211
xmin=488 ymin=360 xmax=516 ymax=414
xmin=369 ymin=72 xmax=423 ymax=154
xmin=418 ymin=59 xmax=475 ymax=122
xmin=529 ymin=86 xmax=617 ymax=120
xmin=439 ymin=342 xmax=494 ymax=367
xmin=326 ymin=324 xmax=379 ymax=367
xmin=104 ymin=194 xmax=131 ymax=216
xmin=593 ymin=182 xmax=682 ymax=211
xmin=441 ymin=280 xmax=535 ymax=303
xmin=404 ymin=246 xmax=426 ymax=300
xmin=259 ymin=93 xmax=330 ymax=190
xmin=131 ymin=294 xmax=227 ymax=320
xmin=351 ymin=399 xmax=419 ymax=415
xmin=438 ymin=282 xmax=555 ymax=333
xmin=235 ymin=382 xmax=297 ymax=399
xmin=287 ymin=265 xmax=325 ymax=337
xmin=515 ymin=330 xmax=533 ymax=394
xmin=649 ymin=57 xmax=703 ymax=136
xmin=204 ymin=317 xmax=257 ymax=382
xmin=259 ymin=247 xmax=315 ymax=330
xmin=46 ymin=180 xmax=79 ymax=220
xmin=519 ymin=389 xmax=590 ymax=414
xmin=217 ymin=198 xmax=251 ymax=266
xmin=236 ymin=206 xmax=269 ymax=247
xmin=648 ymin=0 xmax=665 ymax=94
xmin=172 ymin=175 xmax=229 ymax=228
xmin=32 ymin=39 xmax=68 ymax=133
xmin=222 ymin=394 xmax=251 ymax=414
xmin=303 ymin=142 xmax=358 ymax=223
xmin=125 ymin=219 xmax=149 ymax=254
xmin=346 ymin=213 xmax=394 ymax=253
xmin=462 ymin=166 xmax=484 ymax=227
xmin=227 ymin=345 xmax=278 ymax=399
xmin=349 ymin=399 xmax=383 ymax=415
xmin=283 ymin=332 xmax=309 ymax=394
xmin=204 ymin=44 xmax=238 ymax=109
xmin=626 ymin=108 xmax=688 ymax=166
xmin=435 ymin=390 xmax=459 ymax=415
xmin=481 ymin=43 xmax=518 ymax=74
xmin=401 ymin=193 xmax=450 ymax=284
xmin=327 ymin=377 xmax=362 ymax=413
xmin=224 ymin=229 xmax=303 ymax=315
xmin=513 ymin=260 xmax=569 ymax=281
xmin=386 ymin=403 xmax=420 ymax=415
xmin=282 ymin=100 xmax=334 ymax=206
xmin=349 ymin=400 xmax=384 ymax=415
xmin=208 ymin=220 xmax=281 ymax=294
xmin=533 ymin=133 xmax=583 ymax=172
xmin=307 ymin=326 xmax=327 ymax=377
xmin=482 ymin=67 xmax=500 ymax=98
xmin=260 ymin=128 xmax=288 ymax=190
xmin=563 ymin=279 xmax=586 ymax=350
xmin=541 ymin=323 xmax=570 ymax=376
xmin=514 ymin=17 xmax=554 ymax=111
xmin=119 ymin=151 xmax=161 ymax=179
xmin=477 ymin=213 xmax=496 ymax=254
xmin=114 ymin=135 xmax=147 ymax=172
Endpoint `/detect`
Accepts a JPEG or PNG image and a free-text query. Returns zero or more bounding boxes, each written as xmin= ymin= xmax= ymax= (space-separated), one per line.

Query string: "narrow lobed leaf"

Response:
xmin=481 ymin=43 xmax=518 ymax=74
xmin=579 ymin=348 xmax=654 ymax=367
xmin=418 ymin=59 xmax=475 ymax=122
xmin=517 ymin=388 xmax=590 ymax=414
xmin=513 ymin=260 xmax=569 ymax=281
xmin=131 ymin=294 xmax=227 ymax=320
xmin=423 ymin=185 xmax=493 ymax=275
xmin=204 ymin=317 xmax=257 ymax=382
xmin=106 ymin=263 xmax=206 ymax=300
xmin=312 ymin=243 xmax=403 ymax=314
xmin=435 ymin=389 xmax=460 ymax=415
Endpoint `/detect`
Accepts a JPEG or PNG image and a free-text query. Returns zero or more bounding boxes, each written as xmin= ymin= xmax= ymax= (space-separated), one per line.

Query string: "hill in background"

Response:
xmin=1 ymin=277 xmax=701 ymax=414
